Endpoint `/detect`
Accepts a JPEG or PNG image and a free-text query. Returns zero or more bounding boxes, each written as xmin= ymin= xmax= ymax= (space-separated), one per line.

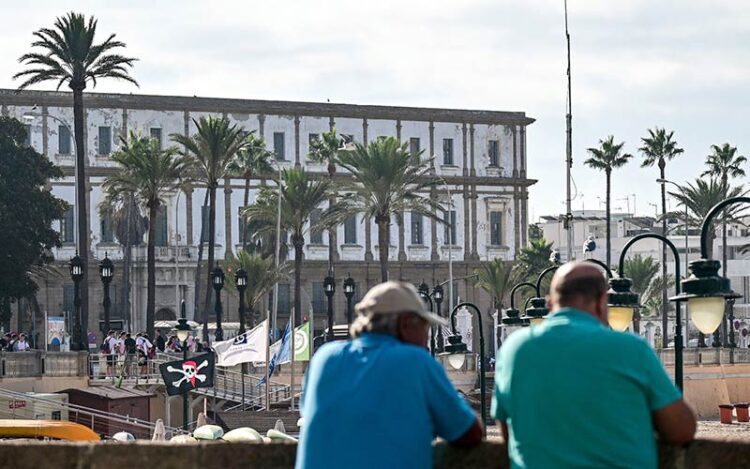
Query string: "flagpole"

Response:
xmin=290 ymin=307 xmax=295 ymax=411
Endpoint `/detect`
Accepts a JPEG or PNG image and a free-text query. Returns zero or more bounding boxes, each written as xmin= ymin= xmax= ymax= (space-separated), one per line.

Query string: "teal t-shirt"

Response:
xmin=296 ymin=333 xmax=476 ymax=469
xmin=492 ymin=308 xmax=681 ymax=469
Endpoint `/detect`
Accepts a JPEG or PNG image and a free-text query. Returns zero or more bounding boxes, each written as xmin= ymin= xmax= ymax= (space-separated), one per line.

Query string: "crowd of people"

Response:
xmin=100 ymin=329 xmax=203 ymax=377
xmin=0 ymin=332 xmax=31 ymax=352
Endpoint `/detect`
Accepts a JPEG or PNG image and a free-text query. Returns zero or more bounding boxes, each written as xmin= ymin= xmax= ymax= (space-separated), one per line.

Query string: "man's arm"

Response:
xmin=652 ymin=399 xmax=696 ymax=446
xmin=449 ymin=416 xmax=483 ymax=446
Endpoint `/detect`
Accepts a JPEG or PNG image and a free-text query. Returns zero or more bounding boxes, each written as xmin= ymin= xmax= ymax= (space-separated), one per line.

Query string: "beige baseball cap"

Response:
xmin=355 ymin=281 xmax=448 ymax=326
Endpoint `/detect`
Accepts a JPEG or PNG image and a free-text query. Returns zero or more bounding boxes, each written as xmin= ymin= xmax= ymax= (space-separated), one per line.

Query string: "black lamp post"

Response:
xmin=234 ymin=267 xmax=248 ymax=408
xmin=324 ymin=271 xmax=336 ymax=342
xmin=174 ymin=300 xmax=192 ymax=431
xmin=440 ymin=302 xmax=487 ymax=435
xmin=417 ymin=281 xmax=434 ymax=355
xmin=343 ymin=274 xmax=355 ymax=327
xmin=99 ymin=253 xmax=114 ymax=334
xmin=520 ymin=265 xmax=558 ymax=325
xmin=506 ymin=281 xmax=537 ymax=328
xmin=433 ymin=284 xmax=444 ymax=352
xmin=670 ymin=197 xmax=748 ymax=364
xmin=211 ymin=267 xmax=225 ymax=342
xmin=69 ymin=253 xmax=85 ymax=351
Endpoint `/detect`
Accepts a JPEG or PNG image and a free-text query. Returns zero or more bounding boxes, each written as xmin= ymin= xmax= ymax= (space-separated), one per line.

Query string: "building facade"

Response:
xmin=1 ymin=89 xmax=534 ymax=344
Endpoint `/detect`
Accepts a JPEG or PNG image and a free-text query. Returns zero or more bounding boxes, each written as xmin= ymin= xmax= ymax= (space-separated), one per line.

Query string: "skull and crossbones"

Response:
xmin=167 ymin=359 xmax=208 ymax=388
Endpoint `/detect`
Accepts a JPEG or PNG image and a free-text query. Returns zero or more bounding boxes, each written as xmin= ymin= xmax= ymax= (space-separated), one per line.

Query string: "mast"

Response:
xmin=564 ymin=0 xmax=574 ymax=261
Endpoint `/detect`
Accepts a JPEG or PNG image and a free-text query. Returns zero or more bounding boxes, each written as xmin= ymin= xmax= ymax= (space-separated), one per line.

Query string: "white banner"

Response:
xmin=214 ymin=320 xmax=268 ymax=367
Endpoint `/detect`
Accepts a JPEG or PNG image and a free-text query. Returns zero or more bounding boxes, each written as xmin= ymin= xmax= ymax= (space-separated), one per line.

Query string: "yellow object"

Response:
xmin=0 ymin=419 xmax=100 ymax=441
xmin=608 ymin=307 xmax=634 ymax=332
xmin=529 ymin=317 xmax=545 ymax=326
xmin=689 ymin=296 xmax=726 ymax=334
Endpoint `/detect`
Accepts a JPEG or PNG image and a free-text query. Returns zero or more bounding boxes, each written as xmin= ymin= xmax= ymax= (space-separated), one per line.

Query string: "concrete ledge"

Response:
xmin=1 ymin=439 xmax=748 ymax=469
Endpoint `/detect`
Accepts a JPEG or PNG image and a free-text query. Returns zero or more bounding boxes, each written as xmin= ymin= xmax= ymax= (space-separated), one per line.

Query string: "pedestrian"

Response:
xmin=7 ymin=333 xmax=17 ymax=352
xmin=136 ymin=333 xmax=153 ymax=375
xmin=155 ymin=330 xmax=166 ymax=353
xmin=123 ymin=333 xmax=136 ymax=376
xmin=103 ymin=330 xmax=118 ymax=377
xmin=0 ymin=333 xmax=10 ymax=351
xmin=492 ymin=261 xmax=696 ymax=468
xmin=296 ymin=281 xmax=482 ymax=469
xmin=14 ymin=333 xmax=30 ymax=351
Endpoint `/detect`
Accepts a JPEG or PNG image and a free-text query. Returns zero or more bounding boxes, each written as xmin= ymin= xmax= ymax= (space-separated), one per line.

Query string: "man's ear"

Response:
xmin=546 ymin=295 xmax=553 ymax=310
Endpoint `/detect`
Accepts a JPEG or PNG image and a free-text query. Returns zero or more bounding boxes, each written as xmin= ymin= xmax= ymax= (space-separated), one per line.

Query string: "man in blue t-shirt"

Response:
xmin=296 ymin=281 xmax=482 ymax=469
xmin=492 ymin=262 xmax=696 ymax=468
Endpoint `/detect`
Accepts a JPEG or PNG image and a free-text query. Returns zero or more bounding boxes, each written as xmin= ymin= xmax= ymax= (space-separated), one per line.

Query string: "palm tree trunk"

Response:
xmin=377 ymin=216 xmax=389 ymax=282
xmin=194 ymin=191 xmax=209 ymax=340
xmin=242 ymin=177 xmax=250 ymax=251
xmin=203 ymin=186 xmax=217 ymax=342
xmin=293 ymin=235 xmax=303 ymax=325
xmin=146 ymin=203 xmax=158 ymax=339
xmin=660 ymin=162 xmax=668 ymax=349
xmin=72 ymin=87 xmax=89 ymax=340
xmin=605 ymin=170 xmax=611 ymax=268
xmin=122 ymin=196 xmax=133 ymax=331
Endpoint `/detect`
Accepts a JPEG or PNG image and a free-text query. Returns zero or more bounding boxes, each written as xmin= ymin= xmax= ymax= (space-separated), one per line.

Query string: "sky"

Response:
xmin=2 ymin=0 xmax=749 ymax=222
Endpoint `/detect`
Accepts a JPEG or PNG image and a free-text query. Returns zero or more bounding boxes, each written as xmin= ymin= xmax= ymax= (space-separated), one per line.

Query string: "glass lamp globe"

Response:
xmin=688 ymin=296 xmax=726 ymax=334
xmin=608 ymin=306 xmax=634 ymax=332
xmin=447 ymin=353 xmax=466 ymax=370
xmin=176 ymin=328 xmax=190 ymax=343
xmin=529 ymin=317 xmax=545 ymax=327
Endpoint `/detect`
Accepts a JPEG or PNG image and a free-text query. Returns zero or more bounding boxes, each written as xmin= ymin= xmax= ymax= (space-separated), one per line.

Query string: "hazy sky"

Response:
xmin=2 ymin=0 xmax=749 ymax=221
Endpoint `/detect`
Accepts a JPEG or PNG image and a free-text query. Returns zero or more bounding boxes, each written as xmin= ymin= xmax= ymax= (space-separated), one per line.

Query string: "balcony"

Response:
xmin=133 ymin=246 xmax=198 ymax=262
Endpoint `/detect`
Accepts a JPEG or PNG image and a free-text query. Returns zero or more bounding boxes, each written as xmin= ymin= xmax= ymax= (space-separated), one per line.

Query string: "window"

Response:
xmin=100 ymin=211 xmax=114 ymax=243
xmin=200 ymin=206 xmax=209 ymax=243
xmin=58 ymin=126 xmax=71 ymax=155
xmin=310 ymin=208 xmax=323 ymax=244
xmin=442 ymin=138 xmax=454 ymax=165
xmin=150 ymin=128 xmax=163 ymax=149
xmin=155 ymin=206 xmax=168 ymax=247
xmin=98 ymin=126 xmax=112 ymax=155
xmin=344 ymin=215 xmax=357 ymax=244
xmin=409 ymin=138 xmax=420 ymax=159
xmin=273 ymin=132 xmax=285 ymax=160
xmin=63 ymin=285 xmax=74 ymax=316
xmin=238 ymin=213 xmax=248 ymax=245
xmin=488 ymin=140 xmax=499 ymax=167
xmin=278 ymin=284 xmax=291 ymax=316
xmin=308 ymin=133 xmax=319 ymax=147
xmin=312 ymin=282 xmax=325 ymax=316
xmin=60 ymin=207 xmax=74 ymax=243
xmin=23 ymin=125 xmax=31 ymax=146
xmin=411 ymin=213 xmax=423 ymax=245
xmin=490 ymin=211 xmax=502 ymax=245
xmin=443 ymin=210 xmax=456 ymax=245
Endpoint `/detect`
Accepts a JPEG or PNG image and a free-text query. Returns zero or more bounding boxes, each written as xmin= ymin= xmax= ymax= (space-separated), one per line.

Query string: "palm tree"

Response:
xmin=309 ymin=129 xmax=344 ymax=268
xmin=223 ymin=251 xmax=289 ymax=328
xmin=226 ymin=134 xmax=274 ymax=251
xmin=585 ymin=136 xmax=633 ymax=267
xmin=171 ymin=116 xmax=248 ymax=341
xmin=517 ymin=238 xmax=554 ymax=280
xmin=335 ymin=137 xmax=442 ymax=281
xmin=244 ymin=168 xmax=343 ymax=325
xmin=621 ymin=254 xmax=660 ymax=333
xmin=639 ymin=128 xmax=683 ymax=346
xmin=99 ymin=192 xmax=147 ymax=331
xmin=15 ymin=12 xmax=138 ymax=336
xmin=101 ymin=132 xmax=189 ymax=338
xmin=474 ymin=260 xmax=522 ymax=311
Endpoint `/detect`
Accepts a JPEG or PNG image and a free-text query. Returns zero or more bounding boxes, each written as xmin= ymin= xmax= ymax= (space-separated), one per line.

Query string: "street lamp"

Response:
xmin=174 ymin=300 xmax=193 ymax=431
xmin=343 ymin=274 xmax=355 ymax=327
xmin=440 ymin=302 xmax=487 ymax=435
xmin=506 ymin=281 xmax=537 ymax=329
xmin=211 ymin=267 xmax=225 ymax=342
xmin=432 ymin=284 xmax=445 ymax=352
xmin=523 ymin=297 xmax=549 ymax=326
xmin=324 ymin=271 xmax=336 ymax=342
xmin=69 ymin=253 xmax=85 ymax=351
xmin=235 ymin=268 xmax=248 ymax=335
xmin=99 ymin=253 xmax=114 ymax=333
xmin=606 ymin=278 xmax=639 ymax=332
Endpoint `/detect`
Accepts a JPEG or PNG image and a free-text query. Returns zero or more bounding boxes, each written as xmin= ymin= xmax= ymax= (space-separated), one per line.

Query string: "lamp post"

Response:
xmin=432 ymin=284 xmax=444 ymax=352
xmin=324 ymin=271 xmax=336 ymax=342
xmin=69 ymin=253 xmax=85 ymax=351
xmin=670 ymin=197 xmax=748 ymax=364
xmin=343 ymin=274 xmax=355 ymax=327
xmin=99 ymin=253 xmax=114 ymax=334
xmin=211 ymin=267 xmax=225 ymax=342
xmin=417 ymin=282 xmax=434 ymax=355
xmin=440 ymin=302 xmax=487 ymax=435
xmin=174 ymin=300 xmax=192 ymax=431
xmin=506 ymin=281 xmax=537 ymax=329
xmin=235 ymin=267 xmax=248 ymax=409
xmin=520 ymin=264 xmax=558 ymax=325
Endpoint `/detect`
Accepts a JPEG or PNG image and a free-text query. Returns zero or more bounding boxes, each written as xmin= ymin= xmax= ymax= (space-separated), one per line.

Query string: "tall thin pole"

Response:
xmin=564 ymin=0 xmax=574 ymax=261
xmin=268 ymin=162 xmax=282 ymax=409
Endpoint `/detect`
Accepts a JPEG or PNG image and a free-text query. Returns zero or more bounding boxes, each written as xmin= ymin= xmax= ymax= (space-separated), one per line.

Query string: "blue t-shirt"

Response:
xmin=492 ymin=308 xmax=681 ymax=469
xmin=296 ymin=333 xmax=476 ymax=469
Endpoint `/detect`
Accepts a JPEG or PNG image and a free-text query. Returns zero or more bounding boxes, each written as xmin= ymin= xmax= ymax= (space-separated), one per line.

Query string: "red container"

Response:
xmin=720 ymin=404 xmax=734 ymax=424
xmin=735 ymin=403 xmax=750 ymax=423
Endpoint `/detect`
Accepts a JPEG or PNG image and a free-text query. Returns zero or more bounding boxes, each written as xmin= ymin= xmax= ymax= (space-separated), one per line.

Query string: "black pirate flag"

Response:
xmin=159 ymin=352 xmax=215 ymax=396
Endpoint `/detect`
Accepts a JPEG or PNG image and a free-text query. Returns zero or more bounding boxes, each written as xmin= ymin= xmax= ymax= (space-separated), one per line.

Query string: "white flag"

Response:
xmin=214 ymin=320 xmax=268 ymax=367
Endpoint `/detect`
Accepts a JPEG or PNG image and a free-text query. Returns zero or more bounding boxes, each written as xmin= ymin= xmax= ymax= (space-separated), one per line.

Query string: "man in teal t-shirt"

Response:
xmin=492 ymin=262 xmax=696 ymax=468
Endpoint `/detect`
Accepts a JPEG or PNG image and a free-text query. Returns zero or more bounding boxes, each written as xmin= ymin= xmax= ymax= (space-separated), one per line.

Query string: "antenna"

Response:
xmin=564 ymin=0 xmax=574 ymax=262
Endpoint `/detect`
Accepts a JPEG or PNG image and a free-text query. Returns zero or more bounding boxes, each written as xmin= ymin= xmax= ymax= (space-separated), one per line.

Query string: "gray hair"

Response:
xmin=350 ymin=312 xmax=401 ymax=338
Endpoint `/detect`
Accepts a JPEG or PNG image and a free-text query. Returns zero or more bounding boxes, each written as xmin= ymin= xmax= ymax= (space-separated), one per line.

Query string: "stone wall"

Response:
xmin=0 ymin=439 xmax=747 ymax=469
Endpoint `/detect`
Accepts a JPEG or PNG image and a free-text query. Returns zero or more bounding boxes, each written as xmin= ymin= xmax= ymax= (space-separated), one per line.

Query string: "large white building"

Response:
xmin=1 ymin=89 xmax=535 ymax=341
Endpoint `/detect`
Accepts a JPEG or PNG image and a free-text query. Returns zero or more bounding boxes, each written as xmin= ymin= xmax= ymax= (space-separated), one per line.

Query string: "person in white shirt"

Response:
xmin=13 ymin=334 xmax=30 ymax=352
xmin=105 ymin=331 xmax=119 ymax=376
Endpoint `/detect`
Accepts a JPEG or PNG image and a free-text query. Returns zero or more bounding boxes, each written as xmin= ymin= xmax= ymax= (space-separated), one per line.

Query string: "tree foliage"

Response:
xmin=621 ymin=254 xmax=660 ymax=295
xmin=474 ymin=260 xmax=523 ymax=311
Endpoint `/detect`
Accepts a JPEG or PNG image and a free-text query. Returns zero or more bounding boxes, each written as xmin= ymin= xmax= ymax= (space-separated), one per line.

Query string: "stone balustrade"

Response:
xmin=0 ymin=351 xmax=88 ymax=378
xmin=0 ymin=439 xmax=746 ymax=468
